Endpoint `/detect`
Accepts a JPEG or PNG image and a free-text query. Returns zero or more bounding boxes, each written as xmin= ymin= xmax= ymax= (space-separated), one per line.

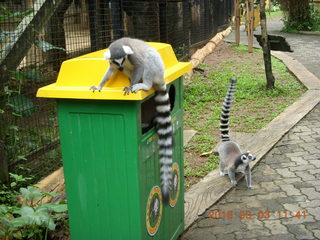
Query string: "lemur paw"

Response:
xmin=131 ymin=85 xmax=141 ymax=93
xmin=248 ymin=185 xmax=254 ymax=190
xmin=123 ymin=86 xmax=132 ymax=95
xmin=220 ymin=172 xmax=225 ymax=176
xmin=90 ymin=85 xmax=102 ymax=92
xmin=231 ymin=180 xmax=237 ymax=186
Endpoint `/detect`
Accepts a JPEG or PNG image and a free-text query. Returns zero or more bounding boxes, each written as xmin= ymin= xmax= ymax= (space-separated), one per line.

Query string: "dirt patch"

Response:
xmin=204 ymin=41 xmax=241 ymax=66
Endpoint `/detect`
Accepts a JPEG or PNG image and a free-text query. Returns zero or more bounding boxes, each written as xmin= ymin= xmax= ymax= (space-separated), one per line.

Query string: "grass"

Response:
xmin=183 ymin=43 xmax=307 ymax=189
xmin=267 ymin=10 xmax=283 ymax=19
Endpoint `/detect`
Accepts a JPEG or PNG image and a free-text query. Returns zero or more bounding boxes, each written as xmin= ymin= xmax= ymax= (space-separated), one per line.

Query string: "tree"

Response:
xmin=260 ymin=0 xmax=275 ymax=89
xmin=278 ymin=0 xmax=313 ymax=31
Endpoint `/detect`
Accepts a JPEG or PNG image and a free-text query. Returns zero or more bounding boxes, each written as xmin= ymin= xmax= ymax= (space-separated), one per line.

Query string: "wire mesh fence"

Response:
xmin=0 ymin=0 xmax=233 ymax=181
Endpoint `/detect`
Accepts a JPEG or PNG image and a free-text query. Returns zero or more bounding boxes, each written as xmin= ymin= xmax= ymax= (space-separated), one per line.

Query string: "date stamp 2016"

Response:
xmin=208 ymin=210 xmax=308 ymax=220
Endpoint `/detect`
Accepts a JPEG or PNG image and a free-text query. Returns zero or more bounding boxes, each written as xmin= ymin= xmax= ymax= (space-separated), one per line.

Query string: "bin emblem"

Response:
xmin=146 ymin=186 xmax=162 ymax=236
xmin=170 ymin=163 xmax=180 ymax=207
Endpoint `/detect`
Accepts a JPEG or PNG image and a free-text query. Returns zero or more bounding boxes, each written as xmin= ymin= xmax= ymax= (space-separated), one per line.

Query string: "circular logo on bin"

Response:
xmin=170 ymin=163 xmax=180 ymax=208
xmin=146 ymin=186 xmax=162 ymax=236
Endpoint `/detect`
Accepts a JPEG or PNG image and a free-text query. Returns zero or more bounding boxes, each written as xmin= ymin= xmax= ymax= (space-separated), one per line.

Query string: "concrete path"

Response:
xmin=181 ymin=104 xmax=320 ymax=240
xmin=181 ymin=18 xmax=320 ymax=239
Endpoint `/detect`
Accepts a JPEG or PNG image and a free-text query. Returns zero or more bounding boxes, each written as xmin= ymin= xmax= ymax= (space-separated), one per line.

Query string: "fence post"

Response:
xmin=87 ymin=0 xmax=110 ymax=51
xmin=110 ymin=0 xmax=124 ymax=39
xmin=234 ymin=0 xmax=240 ymax=45
xmin=122 ymin=1 xmax=160 ymax=41
xmin=183 ymin=1 xmax=191 ymax=50
xmin=45 ymin=0 xmax=72 ymax=72
xmin=159 ymin=2 xmax=167 ymax=43
xmin=0 ymin=141 xmax=8 ymax=183
xmin=246 ymin=0 xmax=254 ymax=53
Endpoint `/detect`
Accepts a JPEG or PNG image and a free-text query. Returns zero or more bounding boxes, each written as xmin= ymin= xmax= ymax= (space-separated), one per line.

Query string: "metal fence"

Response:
xmin=0 ymin=0 xmax=233 ymax=181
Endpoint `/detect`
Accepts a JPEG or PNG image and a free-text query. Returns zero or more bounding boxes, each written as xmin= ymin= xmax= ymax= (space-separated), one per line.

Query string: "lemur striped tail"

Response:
xmin=220 ymin=78 xmax=237 ymax=142
xmin=154 ymin=87 xmax=173 ymax=204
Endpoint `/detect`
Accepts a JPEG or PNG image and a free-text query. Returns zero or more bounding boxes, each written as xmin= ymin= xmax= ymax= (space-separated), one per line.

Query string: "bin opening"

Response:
xmin=169 ymin=84 xmax=176 ymax=112
xmin=141 ymin=84 xmax=176 ymax=134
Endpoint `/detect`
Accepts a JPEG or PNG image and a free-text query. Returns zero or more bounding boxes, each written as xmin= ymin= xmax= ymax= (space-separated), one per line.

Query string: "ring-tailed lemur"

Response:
xmin=90 ymin=37 xmax=173 ymax=203
xmin=218 ymin=78 xmax=256 ymax=189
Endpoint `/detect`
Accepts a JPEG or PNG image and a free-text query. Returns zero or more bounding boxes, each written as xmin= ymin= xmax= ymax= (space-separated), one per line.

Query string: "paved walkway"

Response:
xmin=181 ymin=18 xmax=320 ymax=240
xmin=181 ymin=104 xmax=320 ymax=240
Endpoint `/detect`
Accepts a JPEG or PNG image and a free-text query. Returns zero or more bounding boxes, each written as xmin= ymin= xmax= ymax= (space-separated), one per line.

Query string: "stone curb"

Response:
xmin=299 ymin=30 xmax=320 ymax=36
xmin=183 ymin=45 xmax=320 ymax=230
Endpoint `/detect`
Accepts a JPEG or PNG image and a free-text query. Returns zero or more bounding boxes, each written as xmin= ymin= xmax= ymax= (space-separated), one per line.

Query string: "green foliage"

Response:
xmin=174 ymin=44 xmax=188 ymax=61
xmin=281 ymin=3 xmax=320 ymax=32
xmin=309 ymin=4 xmax=320 ymax=32
xmin=8 ymin=95 xmax=35 ymax=117
xmin=9 ymin=173 xmax=32 ymax=188
xmin=0 ymin=6 xmax=33 ymax=21
xmin=35 ymin=41 xmax=66 ymax=52
xmin=0 ymin=185 xmax=67 ymax=239
xmin=0 ymin=68 xmax=44 ymax=164
xmin=270 ymin=4 xmax=281 ymax=12
xmin=0 ymin=173 xmax=33 ymax=205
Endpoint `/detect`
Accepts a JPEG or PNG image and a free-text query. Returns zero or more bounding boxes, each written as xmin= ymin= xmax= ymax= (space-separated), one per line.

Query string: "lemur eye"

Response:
xmin=241 ymin=155 xmax=247 ymax=161
xmin=113 ymin=58 xmax=124 ymax=65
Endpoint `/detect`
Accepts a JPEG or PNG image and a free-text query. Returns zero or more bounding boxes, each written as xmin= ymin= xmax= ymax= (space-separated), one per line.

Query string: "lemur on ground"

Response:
xmin=218 ymin=78 xmax=256 ymax=189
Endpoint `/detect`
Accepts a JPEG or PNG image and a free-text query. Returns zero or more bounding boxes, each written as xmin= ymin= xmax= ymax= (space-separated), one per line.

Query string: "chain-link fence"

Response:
xmin=0 ymin=0 xmax=233 ymax=181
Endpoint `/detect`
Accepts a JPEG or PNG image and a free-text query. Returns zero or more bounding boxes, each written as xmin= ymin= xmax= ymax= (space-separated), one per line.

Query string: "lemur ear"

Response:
xmin=123 ymin=45 xmax=134 ymax=55
xmin=104 ymin=50 xmax=111 ymax=60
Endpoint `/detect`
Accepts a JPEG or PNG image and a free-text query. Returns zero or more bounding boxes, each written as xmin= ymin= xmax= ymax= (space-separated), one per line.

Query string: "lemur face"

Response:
xmin=103 ymin=45 xmax=134 ymax=71
xmin=241 ymin=152 xmax=256 ymax=164
xmin=111 ymin=58 xmax=126 ymax=71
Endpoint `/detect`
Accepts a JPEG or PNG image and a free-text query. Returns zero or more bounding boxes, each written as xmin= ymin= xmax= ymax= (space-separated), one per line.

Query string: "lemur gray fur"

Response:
xmin=90 ymin=37 xmax=173 ymax=203
xmin=218 ymin=78 xmax=256 ymax=189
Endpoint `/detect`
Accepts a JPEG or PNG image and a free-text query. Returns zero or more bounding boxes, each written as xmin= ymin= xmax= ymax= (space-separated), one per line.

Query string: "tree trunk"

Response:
xmin=260 ymin=0 xmax=275 ymax=89
xmin=0 ymin=141 xmax=8 ymax=183
xmin=279 ymin=0 xmax=312 ymax=31
xmin=287 ymin=0 xmax=311 ymax=24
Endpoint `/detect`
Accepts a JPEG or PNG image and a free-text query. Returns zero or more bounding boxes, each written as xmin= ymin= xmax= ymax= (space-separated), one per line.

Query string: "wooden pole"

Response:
xmin=246 ymin=0 xmax=254 ymax=53
xmin=234 ymin=0 xmax=240 ymax=45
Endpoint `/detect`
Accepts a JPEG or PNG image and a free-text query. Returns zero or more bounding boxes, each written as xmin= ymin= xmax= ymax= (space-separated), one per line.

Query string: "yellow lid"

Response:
xmin=36 ymin=42 xmax=192 ymax=100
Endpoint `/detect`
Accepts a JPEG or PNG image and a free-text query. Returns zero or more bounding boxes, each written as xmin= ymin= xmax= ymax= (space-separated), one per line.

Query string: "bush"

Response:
xmin=0 ymin=175 xmax=68 ymax=239
xmin=281 ymin=1 xmax=320 ymax=32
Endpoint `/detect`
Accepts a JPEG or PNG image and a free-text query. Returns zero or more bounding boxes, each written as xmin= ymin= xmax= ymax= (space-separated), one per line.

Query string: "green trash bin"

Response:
xmin=37 ymin=42 xmax=192 ymax=240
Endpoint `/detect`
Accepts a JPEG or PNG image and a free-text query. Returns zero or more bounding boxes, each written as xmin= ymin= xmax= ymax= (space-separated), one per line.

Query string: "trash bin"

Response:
xmin=37 ymin=42 xmax=192 ymax=240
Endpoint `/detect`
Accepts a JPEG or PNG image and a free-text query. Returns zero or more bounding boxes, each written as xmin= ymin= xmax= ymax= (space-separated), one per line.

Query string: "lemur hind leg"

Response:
xmin=131 ymin=68 xmax=155 ymax=92
xmin=219 ymin=161 xmax=226 ymax=176
xmin=228 ymin=169 xmax=237 ymax=186
xmin=123 ymin=65 xmax=144 ymax=95
xmin=131 ymin=82 xmax=153 ymax=93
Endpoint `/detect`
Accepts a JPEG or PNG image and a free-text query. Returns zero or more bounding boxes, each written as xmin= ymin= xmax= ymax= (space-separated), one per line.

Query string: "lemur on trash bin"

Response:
xmin=90 ymin=37 xmax=173 ymax=203
xmin=218 ymin=78 xmax=256 ymax=189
